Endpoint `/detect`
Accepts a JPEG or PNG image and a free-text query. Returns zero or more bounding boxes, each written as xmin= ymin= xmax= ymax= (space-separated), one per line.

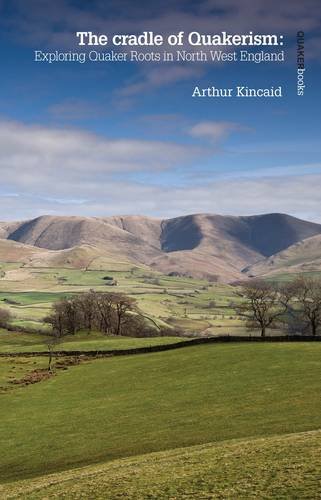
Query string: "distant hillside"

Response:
xmin=0 ymin=239 xmax=137 ymax=271
xmin=1 ymin=212 xmax=321 ymax=281
xmin=247 ymin=233 xmax=321 ymax=277
xmin=0 ymin=239 xmax=46 ymax=263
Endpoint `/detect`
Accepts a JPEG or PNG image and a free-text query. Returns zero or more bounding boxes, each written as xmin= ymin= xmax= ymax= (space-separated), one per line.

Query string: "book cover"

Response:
xmin=0 ymin=1 xmax=320 ymax=498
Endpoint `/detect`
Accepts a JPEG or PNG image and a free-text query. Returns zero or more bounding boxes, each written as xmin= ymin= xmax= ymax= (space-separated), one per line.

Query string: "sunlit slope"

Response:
xmin=2 ymin=212 xmax=321 ymax=281
xmin=1 ymin=343 xmax=321 ymax=482
xmin=248 ymin=233 xmax=321 ymax=277
xmin=2 ymin=430 xmax=321 ymax=499
xmin=0 ymin=239 xmax=139 ymax=271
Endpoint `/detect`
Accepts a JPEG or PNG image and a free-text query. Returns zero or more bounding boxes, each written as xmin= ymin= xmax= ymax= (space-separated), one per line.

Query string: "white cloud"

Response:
xmin=1 ymin=170 xmax=321 ymax=223
xmin=189 ymin=121 xmax=249 ymax=143
xmin=4 ymin=0 xmax=320 ymax=47
xmin=0 ymin=119 xmax=320 ymax=223
xmin=118 ymin=65 xmax=204 ymax=96
xmin=0 ymin=119 xmax=199 ymax=195
xmin=47 ymin=99 xmax=106 ymax=121
xmin=3 ymin=0 xmax=320 ymax=98
xmin=175 ymin=174 xmax=321 ymax=221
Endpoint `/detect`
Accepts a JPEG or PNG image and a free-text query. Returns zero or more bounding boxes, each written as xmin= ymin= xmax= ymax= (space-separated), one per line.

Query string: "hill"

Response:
xmin=1 ymin=212 xmax=321 ymax=281
xmin=0 ymin=239 xmax=46 ymax=263
xmin=0 ymin=239 xmax=100 ymax=271
xmin=1 ymin=343 xmax=321 ymax=485
xmin=2 ymin=429 xmax=320 ymax=499
xmin=247 ymin=233 xmax=321 ymax=277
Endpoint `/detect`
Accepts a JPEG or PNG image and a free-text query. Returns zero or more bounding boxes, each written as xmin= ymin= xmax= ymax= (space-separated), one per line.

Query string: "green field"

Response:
xmin=1 ymin=260 xmax=319 ymax=335
xmin=1 ymin=343 xmax=321 ymax=487
xmin=0 ymin=329 xmax=187 ymax=353
xmin=0 ymin=356 xmax=48 ymax=391
xmin=0 ymin=263 xmax=244 ymax=334
xmin=2 ymin=429 xmax=321 ymax=499
xmin=1 ymin=259 xmax=321 ymax=497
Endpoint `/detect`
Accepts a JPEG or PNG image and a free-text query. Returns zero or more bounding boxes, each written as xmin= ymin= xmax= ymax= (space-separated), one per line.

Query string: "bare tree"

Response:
xmin=45 ymin=292 xmax=138 ymax=337
xmin=45 ymin=334 xmax=62 ymax=372
xmin=95 ymin=292 xmax=116 ymax=334
xmin=63 ymin=299 xmax=79 ymax=335
xmin=281 ymin=277 xmax=321 ymax=336
xmin=75 ymin=290 xmax=97 ymax=333
xmin=235 ymin=280 xmax=288 ymax=337
xmin=44 ymin=298 xmax=79 ymax=336
xmin=44 ymin=301 xmax=68 ymax=337
xmin=112 ymin=294 xmax=136 ymax=335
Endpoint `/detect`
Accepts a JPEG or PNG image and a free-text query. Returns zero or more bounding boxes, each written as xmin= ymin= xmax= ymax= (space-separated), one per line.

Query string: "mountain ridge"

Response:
xmin=247 ymin=233 xmax=321 ymax=277
xmin=1 ymin=212 xmax=321 ymax=282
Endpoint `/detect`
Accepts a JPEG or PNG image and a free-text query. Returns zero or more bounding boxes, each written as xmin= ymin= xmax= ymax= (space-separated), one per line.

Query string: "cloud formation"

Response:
xmin=0 ymin=120 xmax=197 ymax=194
xmin=0 ymin=117 xmax=320 ymax=222
xmin=1 ymin=172 xmax=321 ymax=223
xmin=2 ymin=0 xmax=320 ymax=46
xmin=1 ymin=0 xmax=320 ymax=95
xmin=189 ymin=121 xmax=249 ymax=143
xmin=118 ymin=65 xmax=204 ymax=96
xmin=47 ymin=99 xmax=107 ymax=121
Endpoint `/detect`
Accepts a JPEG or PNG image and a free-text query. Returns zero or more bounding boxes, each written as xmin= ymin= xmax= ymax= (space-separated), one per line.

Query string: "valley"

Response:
xmin=1 ymin=211 xmax=321 ymax=498
xmin=1 ymin=211 xmax=321 ymax=336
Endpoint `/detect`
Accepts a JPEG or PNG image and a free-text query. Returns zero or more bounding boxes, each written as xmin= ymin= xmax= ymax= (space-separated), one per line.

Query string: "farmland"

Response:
xmin=1 ymin=343 xmax=321 ymax=496
xmin=0 ymin=260 xmax=246 ymax=335
xmin=2 ymin=429 xmax=321 ymax=499
xmin=1 ymin=257 xmax=321 ymax=498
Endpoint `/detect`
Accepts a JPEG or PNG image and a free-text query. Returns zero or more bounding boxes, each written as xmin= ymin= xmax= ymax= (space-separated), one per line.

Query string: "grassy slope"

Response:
xmin=0 ymin=263 xmax=243 ymax=334
xmin=1 ymin=259 xmax=321 ymax=334
xmin=0 ymin=329 xmax=186 ymax=353
xmin=0 ymin=357 xmax=48 ymax=390
xmin=2 ymin=429 xmax=321 ymax=499
xmin=248 ymin=234 xmax=321 ymax=279
xmin=1 ymin=343 xmax=321 ymax=483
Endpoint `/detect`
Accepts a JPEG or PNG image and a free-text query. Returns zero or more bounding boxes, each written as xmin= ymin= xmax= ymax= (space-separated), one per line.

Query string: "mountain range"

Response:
xmin=0 ymin=213 xmax=321 ymax=282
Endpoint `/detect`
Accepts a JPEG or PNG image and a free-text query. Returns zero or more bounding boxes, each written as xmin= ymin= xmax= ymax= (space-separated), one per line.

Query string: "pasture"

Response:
xmin=1 ymin=343 xmax=321 ymax=484
xmin=1 ymin=259 xmax=321 ymax=498
xmin=2 ymin=429 xmax=321 ymax=499
xmin=0 ymin=261 xmax=245 ymax=334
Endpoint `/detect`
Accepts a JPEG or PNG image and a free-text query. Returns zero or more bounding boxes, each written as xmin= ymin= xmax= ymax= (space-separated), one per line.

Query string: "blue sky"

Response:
xmin=0 ymin=0 xmax=320 ymax=221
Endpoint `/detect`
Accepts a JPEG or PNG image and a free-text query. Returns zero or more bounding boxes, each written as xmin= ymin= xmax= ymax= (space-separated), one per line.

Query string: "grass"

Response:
xmin=2 ymin=259 xmax=321 ymax=496
xmin=0 ymin=260 xmax=243 ymax=333
xmin=0 ymin=356 xmax=47 ymax=390
xmin=1 ymin=343 xmax=321 ymax=483
xmin=0 ymin=292 xmax=74 ymax=305
xmin=266 ymin=271 xmax=321 ymax=282
xmin=2 ymin=429 xmax=321 ymax=499
xmin=0 ymin=329 xmax=187 ymax=353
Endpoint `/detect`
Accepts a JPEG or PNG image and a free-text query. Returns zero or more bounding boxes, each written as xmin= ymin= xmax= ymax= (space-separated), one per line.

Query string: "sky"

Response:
xmin=0 ymin=0 xmax=320 ymax=221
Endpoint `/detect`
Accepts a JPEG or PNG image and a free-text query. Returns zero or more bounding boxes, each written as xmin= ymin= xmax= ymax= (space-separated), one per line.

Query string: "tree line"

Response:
xmin=1 ymin=275 xmax=321 ymax=340
xmin=43 ymin=291 xmax=152 ymax=338
xmin=236 ymin=276 xmax=321 ymax=337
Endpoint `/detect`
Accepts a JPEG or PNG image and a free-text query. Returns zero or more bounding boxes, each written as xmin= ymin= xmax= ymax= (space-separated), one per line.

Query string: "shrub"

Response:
xmin=0 ymin=308 xmax=12 ymax=328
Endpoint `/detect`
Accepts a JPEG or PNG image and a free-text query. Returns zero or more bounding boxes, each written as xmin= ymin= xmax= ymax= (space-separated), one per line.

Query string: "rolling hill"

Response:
xmin=1 ymin=212 xmax=321 ymax=281
xmin=247 ymin=233 xmax=321 ymax=277
xmin=0 ymin=239 xmax=46 ymax=263
xmin=2 ymin=430 xmax=321 ymax=499
xmin=1 ymin=342 xmax=321 ymax=486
